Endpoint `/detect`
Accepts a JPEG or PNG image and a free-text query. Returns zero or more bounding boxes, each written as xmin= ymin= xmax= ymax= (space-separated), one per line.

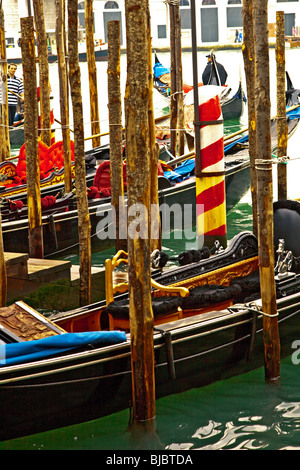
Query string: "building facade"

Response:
xmin=2 ymin=0 xmax=300 ymax=50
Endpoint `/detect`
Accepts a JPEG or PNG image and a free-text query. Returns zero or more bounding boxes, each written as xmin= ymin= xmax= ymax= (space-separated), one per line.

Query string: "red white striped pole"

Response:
xmin=195 ymin=86 xmax=227 ymax=249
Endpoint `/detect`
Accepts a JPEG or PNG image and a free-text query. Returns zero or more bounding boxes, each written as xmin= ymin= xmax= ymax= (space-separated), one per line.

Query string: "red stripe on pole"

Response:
xmin=199 ymin=96 xmax=221 ymax=124
xmin=205 ymin=224 xmax=227 ymax=237
xmin=196 ymin=180 xmax=225 ymax=213
xmin=201 ymin=138 xmax=224 ymax=170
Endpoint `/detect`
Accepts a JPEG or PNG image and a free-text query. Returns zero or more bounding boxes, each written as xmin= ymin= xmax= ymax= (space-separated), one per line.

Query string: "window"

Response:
xmin=78 ymin=1 xmax=85 ymax=30
xmin=227 ymin=6 xmax=243 ymax=27
xmin=103 ymin=1 xmax=123 ymax=44
xmin=158 ymin=25 xmax=167 ymax=39
xmin=202 ymin=0 xmax=216 ymax=5
xmin=228 ymin=0 xmax=241 ymax=4
xmin=180 ymin=0 xmax=191 ymax=29
xmin=104 ymin=1 xmax=119 ymax=8
xmin=6 ymin=38 xmax=14 ymax=47
xmin=201 ymin=7 xmax=218 ymax=42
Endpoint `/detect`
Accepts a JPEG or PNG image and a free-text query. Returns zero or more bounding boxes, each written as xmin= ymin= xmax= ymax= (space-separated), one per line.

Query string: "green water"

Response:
xmin=1 ymin=353 xmax=299 ymax=450
xmin=62 ymin=199 xmax=254 ymax=269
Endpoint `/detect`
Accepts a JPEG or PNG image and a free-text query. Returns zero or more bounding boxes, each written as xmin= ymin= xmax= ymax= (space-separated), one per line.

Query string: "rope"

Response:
xmin=255 ymin=156 xmax=291 ymax=169
xmin=228 ymin=302 xmax=279 ymax=317
xmin=170 ymin=90 xmax=184 ymax=100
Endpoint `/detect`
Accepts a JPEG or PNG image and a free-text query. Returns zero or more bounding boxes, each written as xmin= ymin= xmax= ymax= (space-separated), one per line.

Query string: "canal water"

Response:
xmin=1 ymin=49 xmax=300 ymax=450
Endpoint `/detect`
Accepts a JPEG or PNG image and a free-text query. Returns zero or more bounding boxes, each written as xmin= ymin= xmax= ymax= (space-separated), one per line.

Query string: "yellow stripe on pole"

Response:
xmin=196 ymin=173 xmax=227 ymax=249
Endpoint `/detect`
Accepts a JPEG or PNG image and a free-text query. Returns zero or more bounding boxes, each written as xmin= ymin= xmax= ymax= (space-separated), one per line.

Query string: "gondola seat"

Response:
xmin=179 ymin=283 xmax=243 ymax=316
xmin=15 ymin=140 xmax=75 ymax=182
xmin=45 ymin=140 xmax=75 ymax=174
xmin=229 ymin=269 xmax=261 ymax=302
xmin=106 ymin=284 xmax=244 ymax=331
xmin=106 ymin=295 xmax=184 ymax=331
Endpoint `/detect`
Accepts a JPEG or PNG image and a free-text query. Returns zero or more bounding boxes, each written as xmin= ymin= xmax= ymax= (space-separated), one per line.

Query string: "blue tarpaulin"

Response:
xmin=224 ymin=134 xmax=249 ymax=154
xmin=164 ymin=158 xmax=195 ymax=183
xmin=0 ymin=331 xmax=127 ymax=367
xmin=162 ymin=137 xmax=248 ymax=184
xmin=287 ymin=106 xmax=300 ymax=119
xmin=153 ymin=61 xmax=170 ymax=79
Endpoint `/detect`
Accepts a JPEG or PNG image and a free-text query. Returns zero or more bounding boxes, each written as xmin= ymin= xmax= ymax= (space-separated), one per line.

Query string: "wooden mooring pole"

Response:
xmin=173 ymin=2 xmax=184 ymax=157
xmin=21 ymin=16 xmax=44 ymax=259
xmin=253 ymin=0 xmax=280 ymax=384
xmin=276 ymin=10 xmax=288 ymax=200
xmin=169 ymin=1 xmax=184 ymax=158
xmin=147 ymin=5 xmax=161 ymax=252
xmin=32 ymin=0 xmax=52 ymax=147
xmin=242 ymin=0 xmax=258 ymax=237
xmin=0 ymin=8 xmax=10 ymax=161
xmin=0 ymin=212 xmax=6 ymax=307
xmin=55 ymin=0 xmax=72 ymax=194
xmin=68 ymin=0 xmax=91 ymax=306
xmin=107 ymin=20 xmax=126 ymax=253
xmin=85 ymin=0 xmax=100 ymax=148
xmin=125 ymin=0 xmax=156 ymax=436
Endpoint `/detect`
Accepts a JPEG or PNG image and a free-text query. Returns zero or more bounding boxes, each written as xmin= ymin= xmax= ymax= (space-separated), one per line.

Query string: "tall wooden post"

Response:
xmin=107 ymin=20 xmax=126 ymax=252
xmin=242 ymin=1 xmax=258 ymax=237
xmin=190 ymin=0 xmax=200 ymax=176
xmin=32 ymin=0 xmax=52 ymax=147
xmin=169 ymin=2 xmax=184 ymax=158
xmin=55 ymin=0 xmax=72 ymax=193
xmin=253 ymin=0 xmax=280 ymax=384
xmin=276 ymin=10 xmax=288 ymax=200
xmin=0 ymin=9 xmax=10 ymax=160
xmin=21 ymin=17 xmax=43 ymax=259
xmin=169 ymin=3 xmax=177 ymax=157
xmin=85 ymin=0 xmax=100 ymax=148
xmin=147 ymin=5 xmax=161 ymax=251
xmin=68 ymin=0 xmax=91 ymax=306
xmin=174 ymin=3 xmax=184 ymax=157
xmin=0 ymin=212 xmax=7 ymax=307
xmin=125 ymin=0 xmax=156 ymax=435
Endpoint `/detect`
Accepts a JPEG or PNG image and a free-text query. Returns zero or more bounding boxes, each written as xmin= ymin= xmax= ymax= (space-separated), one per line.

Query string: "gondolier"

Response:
xmin=202 ymin=53 xmax=228 ymax=86
xmin=6 ymin=63 xmax=24 ymax=126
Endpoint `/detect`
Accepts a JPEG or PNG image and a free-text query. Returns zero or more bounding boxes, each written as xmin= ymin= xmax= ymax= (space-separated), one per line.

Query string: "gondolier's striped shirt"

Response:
xmin=7 ymin=75 xmax=24 ymax=105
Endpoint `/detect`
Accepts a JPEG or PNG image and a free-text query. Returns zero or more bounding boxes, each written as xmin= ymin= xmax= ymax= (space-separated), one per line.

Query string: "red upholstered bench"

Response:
xmin=45 ymin=140 xmax=75 ymax=175
xmin=15 ymin=140 xmax=75 ymax=182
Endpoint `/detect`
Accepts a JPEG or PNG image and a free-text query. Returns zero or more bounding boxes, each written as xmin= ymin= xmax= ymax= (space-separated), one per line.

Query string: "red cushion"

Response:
xmin=16 ymin=141 xmax=49 ymax=178
xmin=15 ymin=140 xmax=75 ymax=179
xmin=46 ymin=140 xmax=75 ymax=171
xmin=93 ymin=161 xmax=127 ymax=190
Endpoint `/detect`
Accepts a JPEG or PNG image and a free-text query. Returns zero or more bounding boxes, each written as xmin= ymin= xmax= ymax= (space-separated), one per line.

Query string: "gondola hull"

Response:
xmin=1 ymin=110 xmax=298 ymax=258
xmin=1 ymin=232 xmax=300 ymax=441
xmin=0 ymin=158 xmax=251 ymax=257
xmin=221 ymin=81 xmax=244 ymax=120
